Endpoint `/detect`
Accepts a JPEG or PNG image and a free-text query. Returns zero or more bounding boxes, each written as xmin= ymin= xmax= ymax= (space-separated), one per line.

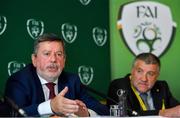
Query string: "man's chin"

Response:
xmin=46 ymin=76 xmax=58 ymax=82
xmin=137 ymin=87 xmax=149 ymax=93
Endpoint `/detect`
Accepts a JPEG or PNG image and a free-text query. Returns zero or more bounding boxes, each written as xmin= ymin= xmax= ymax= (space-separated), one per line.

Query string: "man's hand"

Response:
xmin=50 ymin=87 xmax=79 ymax=116
xmin=74 ymin=100 xmax=89 ymax=117
xmin=159 ymin=105 xmax=180 ymax=117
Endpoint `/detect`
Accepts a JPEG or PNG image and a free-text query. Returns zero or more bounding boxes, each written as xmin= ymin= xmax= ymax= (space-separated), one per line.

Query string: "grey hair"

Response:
xmin=132 ymin=53 xmax=161 ymax=71
xmin=33 ymin=33 xmax=65 ymax=55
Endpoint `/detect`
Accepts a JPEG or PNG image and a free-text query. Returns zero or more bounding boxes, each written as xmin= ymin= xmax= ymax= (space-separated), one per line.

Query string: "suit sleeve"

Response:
xmin=162 ymin=81 xmax=180 ymax=107
xmin=5 ymin=74 xmax=40 ymax=116
xmin=72 ymin=75 xmax=109 ymax=115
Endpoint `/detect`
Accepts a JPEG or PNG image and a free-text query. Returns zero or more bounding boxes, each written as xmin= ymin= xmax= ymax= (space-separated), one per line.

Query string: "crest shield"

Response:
xmin=8 ymin=61 xmax=26 ymax=76
xmin=78 ymin=65 xmax=93 ymax=85
xmin=0 ymin=16 xmax=7 ymax=35
xmin=92 ymin=27 xmax=107 ymax=46
xmin=61 ymin=23 xmax=77 ymax=44
xmin=118 ymin=1 xmax=176 ymax=57
xmin=27 ymin=19 xmax=44 ymax=39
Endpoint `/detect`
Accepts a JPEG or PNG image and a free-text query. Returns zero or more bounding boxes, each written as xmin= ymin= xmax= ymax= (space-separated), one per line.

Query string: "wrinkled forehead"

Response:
xmin=35 ymin=41 xmax=64 ymax=53
xmin=38 ymin=41 xmax=63 ymax=48
xmin=133 ymin=60 xmax=160 ymax=72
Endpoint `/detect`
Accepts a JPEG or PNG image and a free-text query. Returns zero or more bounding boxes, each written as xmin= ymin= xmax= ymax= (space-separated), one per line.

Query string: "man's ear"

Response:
xmin=31 ymin=54 xmax=36 ymax=67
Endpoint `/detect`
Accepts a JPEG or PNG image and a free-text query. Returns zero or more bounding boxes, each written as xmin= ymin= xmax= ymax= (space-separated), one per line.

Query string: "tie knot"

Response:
xmin=140 ymin=93 xmax=148 ymax=98
xmin=46 ymin=82 xmax=55 ymax=90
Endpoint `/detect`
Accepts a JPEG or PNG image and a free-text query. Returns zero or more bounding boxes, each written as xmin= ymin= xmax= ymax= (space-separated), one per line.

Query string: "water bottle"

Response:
xmin=110 ymin=89 xmax=128 ymax=117
xmin=110 ymin=104 xmax=121 ymax=117
xmin=117 ymin=89 xmax=128 ymax=117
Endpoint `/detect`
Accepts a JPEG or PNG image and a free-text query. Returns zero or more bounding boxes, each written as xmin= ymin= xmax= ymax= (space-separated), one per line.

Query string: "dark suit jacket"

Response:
xmin=107 ymin=74 xmax=180 ymax=116
xmin=5 ymin=64 xmax=109 ymax=116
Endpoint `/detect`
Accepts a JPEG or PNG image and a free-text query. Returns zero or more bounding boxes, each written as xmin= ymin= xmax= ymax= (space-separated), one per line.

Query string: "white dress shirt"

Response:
xmin=37 ymin=75 xmax=58 ymax=115
xmin=37 ymin=74 xmax=98 ymax=116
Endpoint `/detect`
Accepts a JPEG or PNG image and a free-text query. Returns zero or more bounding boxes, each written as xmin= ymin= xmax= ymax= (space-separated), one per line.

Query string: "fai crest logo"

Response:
xmin=78 ymin=65 xmax=93 ymax=85
xmin=79 ymin=0 xmax=91 ymax=6
xmin=117 ymin=1 xmax=176 ymax=57
xmin=8 ymin=61 xmax=26 ymax=76
xmin=61 ymin=23 xmax=77 ymax=44
xmin=0 ymin=16 xmax=7 ymax=35
xmin=27 ymin=19 xmax=44 ymax=39
xmin=92 ymin=27 xmax=107 ymax=46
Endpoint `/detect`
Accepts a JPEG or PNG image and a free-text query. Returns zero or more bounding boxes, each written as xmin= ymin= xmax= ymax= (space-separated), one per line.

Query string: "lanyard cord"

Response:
xmin=131 ymin=84 xmax=148 ymax=111
xmin=130 ymin=77 xmax=165 ymax=111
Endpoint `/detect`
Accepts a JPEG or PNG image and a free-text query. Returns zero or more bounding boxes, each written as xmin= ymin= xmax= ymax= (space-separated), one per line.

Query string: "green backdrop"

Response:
xmin=0 ymin=0 xmax=110 ymax=100
xmin=110 ymin=0 xmax=180 ymax=101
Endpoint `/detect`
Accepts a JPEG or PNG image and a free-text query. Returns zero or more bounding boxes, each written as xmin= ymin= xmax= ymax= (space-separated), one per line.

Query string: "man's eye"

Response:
xmin=147 ymin=72 xmax=156 ymax=77
xmin=137 ymin=69 xmax=142 ymax=73
xmin=57 ymin=53 xmax=62 ymax=56
xmin=44 ymin=53 xmax=50 ymax=56
xmin=57 ymin=52 xmax=63 ymax=57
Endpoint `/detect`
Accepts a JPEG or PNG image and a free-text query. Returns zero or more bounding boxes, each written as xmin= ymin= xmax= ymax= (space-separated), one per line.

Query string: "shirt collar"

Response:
xmin=137 ymin=90 xmax=151 ymax=96
xmin=37 ymin=74 xmax=58 ymax=85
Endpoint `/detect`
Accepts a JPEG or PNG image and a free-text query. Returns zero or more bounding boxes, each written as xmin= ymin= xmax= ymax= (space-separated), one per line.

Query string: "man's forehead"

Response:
xmin=135 ymin=60 xmax=159 ymax=71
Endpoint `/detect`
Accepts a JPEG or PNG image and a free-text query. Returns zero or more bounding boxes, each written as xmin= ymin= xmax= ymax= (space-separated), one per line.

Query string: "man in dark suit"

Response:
xmin=5 ymin=33 xmax=109 ymax=117
xmin=107 ymin=53 xmax=180 ymax=117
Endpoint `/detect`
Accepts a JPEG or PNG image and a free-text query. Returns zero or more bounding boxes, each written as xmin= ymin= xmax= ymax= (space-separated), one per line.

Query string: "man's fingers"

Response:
xmin=63 ymin=104 xmax=79 ymax=112
xmin=75 ymin=100 xmax=86 ymax=108
xmin=59 ymin=86 xmax=68 ymax=96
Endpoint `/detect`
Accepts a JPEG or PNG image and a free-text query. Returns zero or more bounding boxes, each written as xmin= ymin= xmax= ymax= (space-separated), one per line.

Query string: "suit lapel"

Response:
xmin=123 ymin=75 xmax=142 ymax=110
xmin=128 ymin=86 xmax=142 ymax=110
xmin=151 ymin=85 xmax=163 ymax=110
xmin=57 ymin=71 xmax=70 ymax=98
xmin=31 ymin=65 xmax=45 ymax=103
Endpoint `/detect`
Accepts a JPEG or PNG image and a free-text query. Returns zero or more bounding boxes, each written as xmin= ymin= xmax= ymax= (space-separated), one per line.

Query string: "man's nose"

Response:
xmin=50 ymin=54 xmax=57 ymax=62
xmin=141 ymin=73 xmax=148 ymax=81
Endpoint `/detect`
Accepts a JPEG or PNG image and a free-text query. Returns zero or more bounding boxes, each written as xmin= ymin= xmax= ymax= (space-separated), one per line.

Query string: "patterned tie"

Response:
xmin=140 ymin=93 xmax=150 ymax=110
xmin=46 ymin=82 xmax=56 ymax=99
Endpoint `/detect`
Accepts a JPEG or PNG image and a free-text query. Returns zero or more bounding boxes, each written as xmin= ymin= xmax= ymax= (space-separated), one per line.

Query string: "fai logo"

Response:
xmin=92 ymin=27 xmax=107 ymax=46
xmin=61 ymin=23 xmax=77 ymax=44
xmin=79 ymin=0 xmax=91 ymax=6
xmin=27 ymin=19 xmax=44 ymax=39
xmin=117 ymin=1 xmax=176 ymax=57
xmin=8 ymin=61 xmax=26 ymax=76
xmin=78 ymin=65 xmax=93 ymax=85
xmin=0 ymin=16 xmax=7 ymax=35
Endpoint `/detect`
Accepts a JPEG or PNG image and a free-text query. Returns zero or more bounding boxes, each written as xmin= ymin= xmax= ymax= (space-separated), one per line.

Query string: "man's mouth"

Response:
xmin=47 ymin=66 xmax=58 ymax=72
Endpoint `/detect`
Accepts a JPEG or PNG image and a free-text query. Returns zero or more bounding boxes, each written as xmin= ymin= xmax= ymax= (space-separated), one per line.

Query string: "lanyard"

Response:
xmin=131 ymin=84 xmax=148 ymax=111
xmin=130 ymin=80 xmax=165 ymax=111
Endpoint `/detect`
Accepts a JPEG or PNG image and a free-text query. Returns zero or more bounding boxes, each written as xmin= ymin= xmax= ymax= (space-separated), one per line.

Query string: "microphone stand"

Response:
xmin=83 ymin=85 xmax=139 ymax=116
xmin=0 ymin=95 xmax=27 ymax=117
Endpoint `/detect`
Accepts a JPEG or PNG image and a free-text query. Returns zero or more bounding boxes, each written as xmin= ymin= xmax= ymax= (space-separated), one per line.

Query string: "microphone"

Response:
xmin=83 ymin=85 xmax=139 ymax=116
xmin=0 ymin=94 xmax=27 ymax=117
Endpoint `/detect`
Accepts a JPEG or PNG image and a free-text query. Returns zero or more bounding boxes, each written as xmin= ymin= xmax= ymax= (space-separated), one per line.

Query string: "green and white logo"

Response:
xmin=0 ymin=16 xmax=7 ymax=35
xmin=78 ymin=65 xmax=93 ymax=85
xmin=92 ymin=27 xmax=107 ymax=47
xmin=27 ymin=19 xmax=44 ymax=39
xmin=8 ymin=61 xmax=26 ymax=76
xmin=61 ymin=23 xmax=77 ymax=44
xmin=118 ymin=1 xmax=176 ymax=57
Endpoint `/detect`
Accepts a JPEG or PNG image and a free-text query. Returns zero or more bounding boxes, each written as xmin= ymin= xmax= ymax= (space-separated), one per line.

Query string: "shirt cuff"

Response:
xmin=88 ymin=109 xmax=98 ymax=117
xmin=38 ymin=100 xmax=53 ymax=115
